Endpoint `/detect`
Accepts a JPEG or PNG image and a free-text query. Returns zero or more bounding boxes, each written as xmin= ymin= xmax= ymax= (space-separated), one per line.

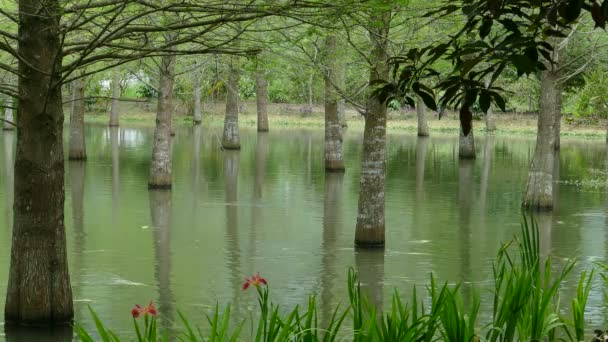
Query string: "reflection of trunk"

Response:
xmin=484 ymin=77 xmax=497 ymax=132
xmin=3 ymin=97 xmax=15 ymax=130
xmin=149 ymin=190 xmax=174 ymax=330
xmin=110 ymin=127 xmax=120 ymax=220
xmin=223 ymin=151 xmax=241 ymax=315
xmin=458 ymin=159 xmax=474 ymax=306
xmin=458 ymin=126 xmax=475 ymax=159
xmin=479 ymin=135 xmax=494 ymax=212
xmin=109 ymin=72 xmax=120 ymax=127
xmin=193 ymin=72 xmax=202 ymax=124
xmin=6 ymin=0 xmax=73 ymax=323
xmin=320 ymin=173 xmax=344 ymax=328
xmin=415 ymin=137 xmax=429 ymax=200
xmin=324 ymin=35 xmax=345 ymax=172
xmin=254 ymin=133 xmax=268 ymax=200
xmin=69 ymin=161 xmax=85 ymax=313
xmin=222 ymin=63 xmax=240 ymax=149
xmin=355 ymin=248 xmax=384 ymax=316
xmin=4 ymin=131 xmax=14 ymax=234
xmin=536 ymin=212 xmax=552 ymax=266
xmin=355 ymin=10 xmax=390 ymax=247
xmin=522 ymin=70 xmax=559 ymax=210
xmin=416 ymin=96 xmax=429 ymax=137
xmin=4 ymin=325 xmax=73 ymax=342
xmin=148 ymin=51 xmax=176 ymax=189
xmin=69 ymin=78 xmax=87 ymax=160
xmin=256 ymin=67 xmax=269 ymax=132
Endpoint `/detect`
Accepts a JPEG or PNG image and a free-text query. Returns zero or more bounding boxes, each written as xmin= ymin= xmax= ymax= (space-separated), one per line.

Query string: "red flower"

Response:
xmin=131 ymin=301 xmax=158 ymax=318
xmin=242 ymin=273 xmax=267 ymax=290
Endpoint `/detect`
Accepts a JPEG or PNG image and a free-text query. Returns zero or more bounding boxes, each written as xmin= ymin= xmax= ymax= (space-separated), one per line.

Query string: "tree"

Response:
xmin=68 ymin=77 xmax=87 ymax=160
xmin=323 ymin=34 xmax=345 ymax=171
xmin=354 ymin=6 xmax=391 ymax=247
xmin=109 ymin=71 xmax=121 ymax=127
xmin=256 ymin=63 xmax=270 ymax=132
xmin=222 ymin=58 xmax=241 ymax=150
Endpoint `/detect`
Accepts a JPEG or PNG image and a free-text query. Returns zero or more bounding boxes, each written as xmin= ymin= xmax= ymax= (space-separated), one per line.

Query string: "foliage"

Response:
xmin=75 ymin=214 xmax=604 ymax=342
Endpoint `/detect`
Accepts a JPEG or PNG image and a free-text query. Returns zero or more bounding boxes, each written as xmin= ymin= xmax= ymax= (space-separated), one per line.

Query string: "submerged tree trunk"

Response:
xmin=5 ymin=0 xmax=73 ymax=324
xmin=148 ymin=51 xmax=176 ymax=189
xmin=522 ymin=70 xmax=559 ymax=210
xmin=355 ymin=9 xmax=390 ymax=247
xmin=256 ymin=66 xmax=269 ymax=132
xmin=458 ymin=126 xmax=476 ymax=159
xmin=416 ymin=95 xmax=429 ymax=137
xmin=69 ymin=78 xmax=86 ymax=160
xmin=3 ymin=97 xmax=15 ymax=130
xmin=324 ymin=35 xmax=345 ymax=172
xmin=193 ymin=71 xmax=202 ymax=124
xmin=222 ymin=62 xmax=240 ymax=149
xmin=109 ymin=72 xmax=120 ymax=127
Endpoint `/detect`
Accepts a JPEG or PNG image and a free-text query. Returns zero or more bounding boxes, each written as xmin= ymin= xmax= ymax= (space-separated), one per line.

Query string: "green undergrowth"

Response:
xmin=75 ymin=214 xmax=608 ymax=341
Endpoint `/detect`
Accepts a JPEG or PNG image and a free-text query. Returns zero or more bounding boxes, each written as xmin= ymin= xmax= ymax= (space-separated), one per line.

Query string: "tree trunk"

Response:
xmin=148 ymin=52 xmax=176 ymax=189
xmin=256 ymin=66 xmax=269 ymax=132
xmin=355 ymin=9 xmax=390 ymax=247
xmin=3 ymin=97 xmax=15 ymax=130
xmin=68 ymin=78 xmax=87 ymax=160
xmin=458 ymin=126 xmax=476 ymax=159
xmin=5 ymin=0 xmax=73 ymax=324
xmin=336 ymin=49 xmax=347 ymax=128
xmin=193 ymin=71 xmax=202 ymax=124
xmin=4 ymin=131 xmax=14 ymax=233
xmin=554 ymin=88 xmax=562 ymax=150
xmin=484 ymin=77 xmax=497 ymax=132
xmin=222 ymin=62 xmax=240 ymax=149
xmin=416 ymin=95 xmax=429 ymax=137
xmin=108 ymin=72 xmax=120 ymax=127
xmin=324 ymin=35 xmax=345 ymax=172
xmin=522 ymin=70 xmax=559 ymax=210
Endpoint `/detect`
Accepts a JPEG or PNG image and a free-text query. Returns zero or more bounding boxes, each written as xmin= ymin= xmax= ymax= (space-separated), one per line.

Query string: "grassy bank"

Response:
xmin=83 ymin=101 xmax=608 ymax=139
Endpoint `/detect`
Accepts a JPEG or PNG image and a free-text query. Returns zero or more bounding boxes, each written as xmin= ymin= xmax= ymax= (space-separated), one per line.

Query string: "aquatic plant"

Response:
xmin=74 ymin=215 xmax=605 ymax=341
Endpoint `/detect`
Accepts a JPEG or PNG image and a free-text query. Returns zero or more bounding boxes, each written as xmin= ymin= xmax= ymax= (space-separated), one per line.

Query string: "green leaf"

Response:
xmin=479 ymin=17 xmax=493 ymax=39
xmin=479 ymin=91 xmax=491 ymax=114
xmin=416 ymin=90 xmax=438 ymax=111
xmin=558 ymin=0 xmax=583 ymax=23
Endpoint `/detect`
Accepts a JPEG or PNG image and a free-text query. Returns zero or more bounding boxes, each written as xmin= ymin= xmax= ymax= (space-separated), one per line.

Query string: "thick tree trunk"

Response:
xmin=522 ymin=70 xmax=559 ymax=210
xmin=5 ymin=0 xmax=73 ymax=325
xmin=3 ymin=97 xmax=15 ymax=130
xmin=324 ymin=35 xmax=345 ymax=172
xmin=256 ymin=67 xmax=269 ymax=132
xmin=355 ymin=10 xmax=390 ymax=247
xmin=458 ymin=126 xmax=476 ymax=159
xmin=416 ymin=95 xmax=429 ymax=137
xmin=148 ymin=53 xmax=176 ymax=189
xmin=108 ymin=72 xmax=120 ymax=127
xmin=68 ymin=78 xmax=86 ymax=160
xmin=193 ymin=71 xmax=202 ymax=124
xmin=222 ymin=62 xmax=240 ymax=149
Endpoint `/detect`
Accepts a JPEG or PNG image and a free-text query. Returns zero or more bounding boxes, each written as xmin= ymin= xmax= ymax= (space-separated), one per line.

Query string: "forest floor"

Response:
xmin=84 ymin=100 xmax=607 ymax=139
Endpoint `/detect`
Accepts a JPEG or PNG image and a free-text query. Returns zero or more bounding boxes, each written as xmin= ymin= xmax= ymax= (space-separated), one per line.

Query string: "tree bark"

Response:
xmin=3 ymin=97 xmax=15 ymax=130
xmin=416 ymin=95 xmax=429 ymax=137
xmin=324 ymin=35 xmax=345 ymax=172
xmin=108 ymin=72 xmax=120 ymax=127
xmin=484 ymin=77 xmax=497 ymax=132
xmin=256 ymin=66 xmax=269 ymax=132
xmin=355 ymin=9 xmax=390 ymax=248
xmin=554 ymin=87 xmax=562 ymax=151
xmin=222 ymin=62 xmax=240 ymax=149
xmin=148 ymin=52 xmax=176 ymax=189
xmin=336 ymin=48 xmax=347 ymax=128
xmin=458 ymin=126 xmax=476 ymax=159
xmin=68 ymin=78 xmax=87 ymax=160
xmin=5 ymin=0 xmax=73 ymax=325
xmin=522 ymin=70 xmax=559 ymax=210
xmin=193 ymin=71 xmax=202 ymax=124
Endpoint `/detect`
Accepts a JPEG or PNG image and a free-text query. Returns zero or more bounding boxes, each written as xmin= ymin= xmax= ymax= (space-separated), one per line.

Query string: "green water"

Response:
xmin=0 ymin=123 xmax=607 ymax=338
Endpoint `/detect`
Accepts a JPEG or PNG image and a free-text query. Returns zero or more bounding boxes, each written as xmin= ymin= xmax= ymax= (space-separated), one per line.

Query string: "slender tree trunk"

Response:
xmin=337 ymin=55 xmax=347 ymax=128
xmin=5 ymin=0 xmax=73 ymax=324
xmin=484 ymin=77 xmax=497 ymax=132
xmin=148 ymin=52 xmax=176 ymax=189
xmin=355 ymin=9 xmax=390 ymax=247
xmin=416 ymin=95 xmax=429 ymax=137
xmin=193 ymin=71 xmax=202 ymax=124
xmin=458 ymin=126 xmax=476 ymax=159
xmin=554 ymin=86 xmax=562 ymax=150
xmin=522 ymin=70 xmax=559 ymax=210
xmin=324 ymin=35 xmax=345 ymax=172
xmin=108 ymin=72 xmax=120 ymax=127
xmin=222 ymin=61 xmax=240 ymax=149
xmin=3 ymin=97 xmax=15 ymax=130
xmin=256 ymin=67 xmax=269 ymax=132
xmin=69 ymin=78 xmax=86 ymax=160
